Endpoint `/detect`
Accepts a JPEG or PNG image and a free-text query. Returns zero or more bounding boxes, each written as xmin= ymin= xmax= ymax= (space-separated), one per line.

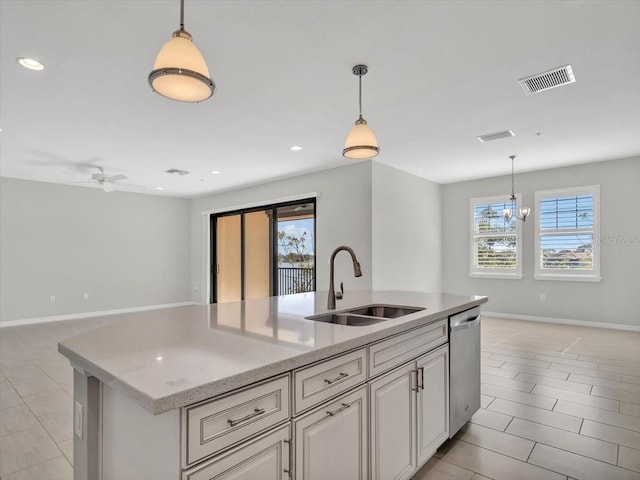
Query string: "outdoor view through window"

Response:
xmin=277 ymin=204 xmax=315 ymax=294
xmin=538 ymin=192 xmax=595 ymax=272
xmin=471 ymin=196 xmax=521 ymax=275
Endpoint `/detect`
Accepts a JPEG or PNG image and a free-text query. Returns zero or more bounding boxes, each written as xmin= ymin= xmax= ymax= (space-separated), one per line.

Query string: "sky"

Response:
xmin=277 ymin=218 xmax=315 ymax=255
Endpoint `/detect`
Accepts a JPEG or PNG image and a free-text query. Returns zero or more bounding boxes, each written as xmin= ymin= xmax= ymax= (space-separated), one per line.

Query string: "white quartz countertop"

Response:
xmin=58 ymin=291 xmax=487 ymax=414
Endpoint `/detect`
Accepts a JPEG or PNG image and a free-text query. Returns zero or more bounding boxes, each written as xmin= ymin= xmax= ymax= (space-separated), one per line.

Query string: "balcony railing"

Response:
xmin=278 ymin=267 xmax=315 ymax=295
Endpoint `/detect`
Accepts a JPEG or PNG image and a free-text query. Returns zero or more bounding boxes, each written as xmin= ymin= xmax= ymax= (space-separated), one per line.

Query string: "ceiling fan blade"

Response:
xmin=91 ymin=173 xmax=107 ymax=180
xmin=106 ymin=174 xmax=127 ymax=182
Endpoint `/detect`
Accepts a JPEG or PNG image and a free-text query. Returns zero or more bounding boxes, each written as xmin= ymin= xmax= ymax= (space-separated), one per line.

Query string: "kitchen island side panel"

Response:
xmin=102 ymin=385 xmax=180 ymax=480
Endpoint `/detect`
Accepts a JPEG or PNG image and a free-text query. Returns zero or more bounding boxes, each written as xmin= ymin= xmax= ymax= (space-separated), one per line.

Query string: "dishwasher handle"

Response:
xmin=449 ymin=306 xmax=481 ymax=332
xmin=450 ymin=316 xmax=480 ymax=331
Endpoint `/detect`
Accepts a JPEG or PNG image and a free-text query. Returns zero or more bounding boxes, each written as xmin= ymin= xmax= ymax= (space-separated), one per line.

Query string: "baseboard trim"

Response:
xmin=0 ymin=301 xmax=202 ymax=328
xmin=483 ymin=311 xmax=640 ymax=332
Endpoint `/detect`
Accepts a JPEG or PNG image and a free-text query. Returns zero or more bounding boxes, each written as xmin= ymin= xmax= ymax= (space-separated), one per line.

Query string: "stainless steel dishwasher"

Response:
xmin=448 ymin=306 xmax=481 ymax=437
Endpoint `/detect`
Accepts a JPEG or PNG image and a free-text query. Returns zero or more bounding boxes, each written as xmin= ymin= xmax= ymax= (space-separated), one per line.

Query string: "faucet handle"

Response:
xmin=336 ymin=282 xmax=344 ymax=300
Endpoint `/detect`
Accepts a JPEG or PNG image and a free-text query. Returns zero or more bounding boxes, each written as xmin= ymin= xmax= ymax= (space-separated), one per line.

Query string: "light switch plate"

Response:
xmin=74 ymin=401 xmax=83 ymax=438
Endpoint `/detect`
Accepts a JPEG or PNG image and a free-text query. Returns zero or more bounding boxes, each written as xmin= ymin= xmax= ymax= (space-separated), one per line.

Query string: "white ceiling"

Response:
xmin=1 ymin=0 xmax=639 ymax=198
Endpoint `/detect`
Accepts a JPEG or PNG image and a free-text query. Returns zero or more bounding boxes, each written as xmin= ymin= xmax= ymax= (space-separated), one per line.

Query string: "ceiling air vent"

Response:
xmin=165 ymin=168 xmax=189 ymax=176
xmin=519 ymin=64 xmax=575 ymax=94
xmin=477 ymin=130 xmax=515 ymax=143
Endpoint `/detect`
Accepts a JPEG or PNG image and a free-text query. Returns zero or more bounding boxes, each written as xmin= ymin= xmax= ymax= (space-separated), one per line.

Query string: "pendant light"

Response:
xmin=343 ymin=65 xmax=379 ymax=159
xmin=503 ymin=155 xmax=531 ymax=222
xmin=148 ymin=0 xmax=215 ymax=103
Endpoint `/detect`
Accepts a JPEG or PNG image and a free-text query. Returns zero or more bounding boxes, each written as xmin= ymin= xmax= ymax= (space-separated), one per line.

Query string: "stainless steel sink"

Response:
xmin=344 ymin=305 xmax=424 ymax=319
xmin=309 ymin=313 xmax=388 ymax=326
xmin=306 ymin=304 xmax=425 ymax=326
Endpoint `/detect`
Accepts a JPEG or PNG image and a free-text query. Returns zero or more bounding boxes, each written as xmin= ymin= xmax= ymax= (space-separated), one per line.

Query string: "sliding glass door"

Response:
xmin=211 ymin=199 xmax=315 ymax=303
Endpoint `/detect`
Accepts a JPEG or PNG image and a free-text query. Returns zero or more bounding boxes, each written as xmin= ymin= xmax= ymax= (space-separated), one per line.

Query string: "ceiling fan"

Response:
xmin=91 ymin=167 xmax=127 ymax=192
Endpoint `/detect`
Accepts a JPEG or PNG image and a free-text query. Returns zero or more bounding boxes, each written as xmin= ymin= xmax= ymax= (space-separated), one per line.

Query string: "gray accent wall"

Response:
xmin=190 ymin=162 xmax=375 ymax=302
xmin=190 ymin=161 xmax=444 ymax=304
xmin=0 ymin=178 xmax=192 ymax=323
xmin=442 ymin=157 xmax=640 ymax=327
xmin=372 ymin=162 xmax=442 ymax=292
xmin=3 ymin=156 xmax=636 ymax=328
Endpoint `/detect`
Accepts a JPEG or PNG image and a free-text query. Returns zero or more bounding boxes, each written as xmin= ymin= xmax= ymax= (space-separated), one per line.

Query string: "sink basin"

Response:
xmin=343 ymin=305 xmax=424 ymax=319
xmin=306 ymin=304 xmax=425 ymax=326
xmin=309 ymin=313 xmax=388 ymax=327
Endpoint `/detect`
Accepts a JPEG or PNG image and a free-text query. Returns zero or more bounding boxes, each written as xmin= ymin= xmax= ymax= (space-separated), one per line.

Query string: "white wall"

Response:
xmin=7 ymin=156 xmax=633 ymax=328
xmin=441 ymin=157 xmax=640 ymax=327
xmin=0 ymin=178 xmax=192 ymax=323
xmin=190 ymin=162 xmax=374 ymax=302
xmin=372 ymin=162 xmax=442 ymax=292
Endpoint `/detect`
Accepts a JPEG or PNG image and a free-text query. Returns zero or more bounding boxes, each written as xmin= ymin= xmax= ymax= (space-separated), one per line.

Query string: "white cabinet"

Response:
xmin=417 ymin=345 xmax=449 ymax=465
xmin=370 ymin=362 xmax=417 ymax=480
xmin=294 ymin=386 xmax=368 ymax=480
xmin=182 ymin=424 xmax=290 ymax=480
xmin=370 ymin=344 xmax=449 ymax=480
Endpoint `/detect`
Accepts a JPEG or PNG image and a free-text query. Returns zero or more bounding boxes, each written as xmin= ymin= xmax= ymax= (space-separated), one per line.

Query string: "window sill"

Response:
xmin=534 ymin=274 xmax=601 ymax=283
xmin=469 ymin=272 xmax=523 ymax=280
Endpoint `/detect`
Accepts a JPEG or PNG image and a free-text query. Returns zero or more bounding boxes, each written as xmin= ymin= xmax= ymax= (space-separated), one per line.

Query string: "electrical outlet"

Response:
xmin=83 ymin=293 xmax=89 ymax=300
xmin=49 ymin=295 xmax=56 ymax=303
xmin=74 ymin=401 xmax=83 ymax=438
xmin=539 ymin=293 xmax=546 ymax=302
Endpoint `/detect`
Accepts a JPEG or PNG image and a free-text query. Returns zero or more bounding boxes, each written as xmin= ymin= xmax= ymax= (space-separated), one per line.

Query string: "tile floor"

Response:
xmin=414 ymin=316 xmax=640 ymax=480
xmin=0 ymin=315 xmax=639 ymax=479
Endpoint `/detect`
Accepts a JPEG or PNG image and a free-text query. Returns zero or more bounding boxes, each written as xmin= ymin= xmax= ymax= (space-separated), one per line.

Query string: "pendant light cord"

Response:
xmin=358 ymin=74 xmax=363 ymax=118
xmin=511 ymin=156 xmax=515 ymax=198
xmin=179 ymin=0 xmax=185 ymax=31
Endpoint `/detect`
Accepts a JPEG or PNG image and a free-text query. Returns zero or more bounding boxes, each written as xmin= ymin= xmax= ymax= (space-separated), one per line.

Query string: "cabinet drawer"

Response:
xmin=294 ymin=348 xmax=367 ymax=414
xmin=182 ymin=424 xmax=291 ymax=480
xmin=369 ymin=319 xmax=447 ymax=377
xmin=183 ymin=374 xmax=290 ymax=466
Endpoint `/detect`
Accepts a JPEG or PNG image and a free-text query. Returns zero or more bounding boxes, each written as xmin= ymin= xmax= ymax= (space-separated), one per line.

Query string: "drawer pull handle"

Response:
xmin=324 ymin=372 xmax=348 ymax=384
xmin=326 ymin=402 xmax=351 ymax=416
xmin=418 ymin=366 xmax=425 ymax=390
xmin=227 ymin=408 xmax=265 ymax=427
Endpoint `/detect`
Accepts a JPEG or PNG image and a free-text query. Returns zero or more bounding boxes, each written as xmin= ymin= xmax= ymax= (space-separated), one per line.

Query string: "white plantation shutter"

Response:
xmin=470 ymin=195 xmax=522 ymax=278
xmin=535 ymin=186 xmax=600 ymax=281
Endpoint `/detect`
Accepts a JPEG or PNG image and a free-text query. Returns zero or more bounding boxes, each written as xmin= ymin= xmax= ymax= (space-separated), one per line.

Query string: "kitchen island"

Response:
xmin=59 ymin=291 xmax=487 ymax=480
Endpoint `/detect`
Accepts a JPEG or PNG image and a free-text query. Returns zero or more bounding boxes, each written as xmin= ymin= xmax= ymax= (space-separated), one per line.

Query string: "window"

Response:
xmin=210 ymin=198 xmax=316 ymax=303
xmin=535 ymin=185 xmax=600 ymax=281
xmin=470 ymin=195 xmax=523 ymax=279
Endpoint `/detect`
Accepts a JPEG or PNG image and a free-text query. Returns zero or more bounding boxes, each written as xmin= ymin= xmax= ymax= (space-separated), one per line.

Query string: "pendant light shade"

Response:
xmin=148 ymin=0 xmax=215 ymax=103
xmin=343 ymin=65 xmax=379 ymax=159
xmin=344 ymin=117 xmax=379 ymax=159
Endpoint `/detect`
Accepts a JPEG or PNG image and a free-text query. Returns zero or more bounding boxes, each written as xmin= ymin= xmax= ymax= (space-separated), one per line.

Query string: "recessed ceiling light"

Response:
xmin=17 ymin=57 xmax=44 ymax=71
xmin=290 ymin=146 xmax=302 ymax=151
xmin=165 ymin=168 xmax=189 ymax=175
xmin=210 ymin=170 xmax=221 ymax=175
xmin=156 ymin=187 xmax=164 ymax=190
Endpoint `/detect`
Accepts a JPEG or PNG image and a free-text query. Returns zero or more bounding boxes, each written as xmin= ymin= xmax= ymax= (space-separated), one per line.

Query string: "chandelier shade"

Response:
xmin=503 ymin=155 xmax=530 ymax=222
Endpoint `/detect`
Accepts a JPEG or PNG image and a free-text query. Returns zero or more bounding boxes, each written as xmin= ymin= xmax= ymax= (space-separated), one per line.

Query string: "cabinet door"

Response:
xmin=370 ymin=362 xmax=417 ymax=480
xmin=182 ymin=425 xmax=290 ymax=480
xmin=417 ymin=344 xmax=449 ymax=466
xmin=294 ymin=386 xmax=368 ymax=480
